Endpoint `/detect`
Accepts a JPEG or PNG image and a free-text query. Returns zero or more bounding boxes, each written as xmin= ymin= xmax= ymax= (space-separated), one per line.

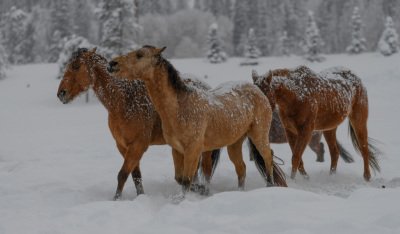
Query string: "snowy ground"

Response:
xmin=1 ymin=53 xmax=400 ymax=234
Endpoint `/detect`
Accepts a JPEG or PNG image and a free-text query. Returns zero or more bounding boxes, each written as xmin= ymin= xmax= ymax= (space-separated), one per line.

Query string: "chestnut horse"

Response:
xmin=57 ymin=48 xmax=220 ymax=200
xmin=255 ymin=75 xmax=354 ymax=165
xmin=252 ymin=66 xmax=380 ymax=181
xmin=108 ymin=46 xmax=287 ymax=195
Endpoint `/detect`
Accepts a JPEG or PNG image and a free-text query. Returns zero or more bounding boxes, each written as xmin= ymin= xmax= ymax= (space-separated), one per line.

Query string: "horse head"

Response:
xmin=251 ymin=70 xmax=276 ymax=110
xmin=57 ymin=47 xmax=97 ymax=104
xmin=108 ymin=45 xmax=166 ymax=80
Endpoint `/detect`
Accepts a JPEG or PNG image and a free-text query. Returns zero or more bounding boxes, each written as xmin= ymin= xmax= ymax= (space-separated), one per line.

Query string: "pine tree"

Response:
xmin=2 ymin=6 xmax=29 ymax=64
xmin=378 ymin=16 xmax=399 ymax=56
xmin=232 ymin=0 xmax=248 ymax=55
xmin=304 ymin=11 xmax=325 ymax=62
xmin=241 ymin=28 xmax=261 ymax=65
xmin=206 ymin=23 xmax=227 ymax=63
xmin=15 ymin=20 xmax=35 ymax=64
xmin=346 ymin=7 xmax=367 ymax=54
xmin=98 ymin=0 xmax=139 ymax=59
xmin=0 ymin=38 xmax=8 ymax=79
xmin=279 ymin=31 xmax=291 ymax=56
xmin=48 ymin=0 xmax=72 ymax=62
xmin=56 ymin=35 xmax=91 ymax=80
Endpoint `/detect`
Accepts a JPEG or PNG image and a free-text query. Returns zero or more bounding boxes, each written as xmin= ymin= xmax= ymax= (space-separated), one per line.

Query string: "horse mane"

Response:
xmin=157 ymin=56 xmax=189 ymax=92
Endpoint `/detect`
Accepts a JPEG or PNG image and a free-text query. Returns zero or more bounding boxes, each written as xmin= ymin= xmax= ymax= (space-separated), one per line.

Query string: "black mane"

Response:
xmin=158 ymin=56 xmax=188 ymax=92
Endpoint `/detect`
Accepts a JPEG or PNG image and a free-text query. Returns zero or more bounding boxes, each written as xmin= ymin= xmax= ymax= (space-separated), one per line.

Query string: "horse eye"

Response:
xmin=136 ymin=52 xmax=143 ymax=59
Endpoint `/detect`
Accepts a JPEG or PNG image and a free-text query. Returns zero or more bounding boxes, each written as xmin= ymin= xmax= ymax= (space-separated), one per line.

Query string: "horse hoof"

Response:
xmin=199 ymin=185 xmax=210 ymax=196
xmin=266 ymin=182 xmax=274 ymax=187
xmin=113 ymin=193 xmax=121 ymax=201
xmin=330 ymin=169 xmax=336 ymax=175
xmin=302 ymin=174 xmax=310 ymax=180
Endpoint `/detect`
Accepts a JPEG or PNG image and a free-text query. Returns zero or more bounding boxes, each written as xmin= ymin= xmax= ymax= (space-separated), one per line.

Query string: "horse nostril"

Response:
xmin=107 ymin=61 xmax=118 ymax=73
xmin=58 ymin=90 xmax=66 ymax=99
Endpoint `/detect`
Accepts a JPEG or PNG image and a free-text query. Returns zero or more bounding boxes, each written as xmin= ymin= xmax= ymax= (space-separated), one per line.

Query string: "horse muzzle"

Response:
xmin=107 ymin=61 xmax=119 ymax=73
xmin=57 ymin=90 xmax=69 ymax=104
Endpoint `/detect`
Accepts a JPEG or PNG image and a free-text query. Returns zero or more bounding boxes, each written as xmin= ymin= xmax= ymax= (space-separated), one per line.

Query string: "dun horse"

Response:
xmin=108 ymin=46 xmax=287 ymax=195
xmin=252 ymin=66 xmax=380 ymax=181
xmin=57 ymin=48 xmax=220 ymax=200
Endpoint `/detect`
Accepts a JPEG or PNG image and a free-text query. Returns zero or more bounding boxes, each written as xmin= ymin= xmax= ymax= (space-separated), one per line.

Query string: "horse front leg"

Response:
xmin=131 ymin=166 xmax=144 ymax=195
xmin=289 ymin=126 xmax=314 ymax=180
xmin=181 ymin=145 xmax=203 ymax=194
xmin=114 ymin=142 xmax=147 ymax=200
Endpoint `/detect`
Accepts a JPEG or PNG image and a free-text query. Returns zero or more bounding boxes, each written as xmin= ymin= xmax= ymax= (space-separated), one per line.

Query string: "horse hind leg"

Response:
xmin=308 ymin=132 xmax=325 ymax=162
xmin=322 ymin=128 xmax=340 ymax=175
xmin=227 ymin=137 xmax=247 ymax=190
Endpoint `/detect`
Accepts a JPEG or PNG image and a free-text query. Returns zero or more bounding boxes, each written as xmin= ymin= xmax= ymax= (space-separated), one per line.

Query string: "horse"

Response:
xmin=108 ymin=45 xmax=287 ymax=196
xmin=252 ymin=66 xmax=380 ymax=181
xmin=57 ymin=48 xmax=220 ymax=200
xmin=255 ymin=74 xmax=355 ymax=165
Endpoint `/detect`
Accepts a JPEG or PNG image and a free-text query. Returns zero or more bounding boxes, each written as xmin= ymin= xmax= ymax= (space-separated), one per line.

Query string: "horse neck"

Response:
xmin=90 ymin=64 xmax=125 ymax=114
xmin=141 ymin=66 xmax=183 ymax=123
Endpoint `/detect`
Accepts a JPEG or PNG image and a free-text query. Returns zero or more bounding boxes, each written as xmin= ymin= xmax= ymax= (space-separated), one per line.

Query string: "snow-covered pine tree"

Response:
xmin=346 ymin=7 xmax=367 ymax=54
xmin=206 ymin=23 xmax=227 ymax=63
xmin=97 ymin=0 xmax=139 ymax=59
xmin=2 ymin=6 xmax=29 ymax=64
xmin=0 ymin=38 xmax=8 ymax=79
xmin=232 ymin=0 xmax=248 ymax=55
xmin=279 ymin=31 xmax=291 ymax=56
xmin=56 ymin=35 xmax=91 ymax=80
xmin=304 ymin=11 xmax=325 ymax=62
xmin=378 ymin=16 xmax=399 ymax=56
xmin=241 ymin=28 xmax=261 ymax=66
xmin=48 ymin=0 xmax=72 ymax=62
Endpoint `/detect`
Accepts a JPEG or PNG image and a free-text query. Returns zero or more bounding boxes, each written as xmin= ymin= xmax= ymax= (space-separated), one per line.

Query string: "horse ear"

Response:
xmin=267 ymin=70 xmax=273 ymax=83
xmin=251 ymin=70 xmax=259 ymax=83
xmin=89 ymin=47 xmax=97 ymax=54
xmin=156 ymin=46 xmax=167 ymax=55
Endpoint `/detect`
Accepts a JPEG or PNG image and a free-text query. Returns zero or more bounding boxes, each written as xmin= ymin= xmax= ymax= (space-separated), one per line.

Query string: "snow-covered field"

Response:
xmin=1 ymin=53 xmax=400 ymax=234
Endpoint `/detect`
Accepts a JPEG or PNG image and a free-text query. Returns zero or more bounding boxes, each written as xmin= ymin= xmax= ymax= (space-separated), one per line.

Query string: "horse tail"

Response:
xmin=337 ymin=140 xmax=354 ymax=163
xmin=248 ymin=139 xmax=287 ymax=187
xmin=348 ymin=123 xmax=381 ymax=173
xmin=210 ymin=149 xmax=221 ymax=178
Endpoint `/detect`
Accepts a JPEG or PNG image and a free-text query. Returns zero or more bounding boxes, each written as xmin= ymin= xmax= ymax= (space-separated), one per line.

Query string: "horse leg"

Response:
xmin=322 ymin=128 xmax=340 ymax=174
xmin=115 ymin=142 xmax=145 ymax=197
xmin=247 ymin=133 xmax=274 ymax=186
xmin=114 ymin=142 xmax=147 ymax=200
xmin=198 ymin=151 xmax=214 ymax=195
xmin=285 ymin=130 xmax=308 ymax=179
xmin=131 ymin=166 xmax=144 ymax=195
xmin=172 ymin=149 xmax=184 ymax=185
xmin=349 ymin=112 xmax=371 ymax=181
xmin=289 ymin=126 xmax=314 ymax=180
xmin=181 ymin=145 xmax=203 ymax=194
xmin=309 ymin=132 xmax=325 ymax=162
xmin=227 ymin=137 xmax=247 ymax=190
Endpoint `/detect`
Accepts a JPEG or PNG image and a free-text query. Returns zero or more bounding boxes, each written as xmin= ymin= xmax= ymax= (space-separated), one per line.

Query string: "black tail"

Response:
xmin=248 ymin=139 xmax=287 ymax=187
xmin=337 ymin=140 xmax=354 ymax=163
xmin=348 ymin=123 xmax=381 ymax=173
xmin=210 ymin=149 xmax=221 ymax=179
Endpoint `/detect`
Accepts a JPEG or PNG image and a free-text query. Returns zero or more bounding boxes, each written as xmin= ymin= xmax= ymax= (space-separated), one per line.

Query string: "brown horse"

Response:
xmin=252 ymin=66 xmax=380 ymax=181
xmin=108 ymin=45 xmax=287 ymax=195
xmin=255 ymin=76 xmax=354 ymax=164
xmin=57 ymin=48 xmax=220 ymax=200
